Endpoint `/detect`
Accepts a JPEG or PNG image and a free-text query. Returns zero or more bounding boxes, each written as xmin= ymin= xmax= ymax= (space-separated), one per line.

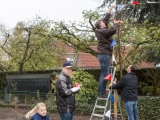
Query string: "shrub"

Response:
xmin=71 ymin=69 xmax=98 ymax=114
xmin=156 ymin=88 xmax=160 ymax=94
xmin=138 ymin=82 xmax=156 ymax=95
xmin=138 ymin=96 xmax=160 ymax=120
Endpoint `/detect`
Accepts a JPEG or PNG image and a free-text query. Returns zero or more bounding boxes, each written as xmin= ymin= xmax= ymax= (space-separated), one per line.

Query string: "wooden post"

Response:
xmin=114 ymin=90 xmax=118 ymax=119
xmin=113 ymin=78 xmax=118 ymax=119
xmin=117 ymin=24 xmax=122 ymax=78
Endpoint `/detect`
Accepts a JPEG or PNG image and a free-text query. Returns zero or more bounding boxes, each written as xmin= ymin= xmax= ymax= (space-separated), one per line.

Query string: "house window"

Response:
xmin=66 ymin=58 xmax=74 ymax=64
xmin=155 ymin=63 xmax=160 ymax=68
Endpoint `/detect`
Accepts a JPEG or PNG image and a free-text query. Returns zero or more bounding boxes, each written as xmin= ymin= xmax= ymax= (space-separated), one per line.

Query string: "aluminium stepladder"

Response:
xmin=90 ymin=66 xmax=123 ymax=120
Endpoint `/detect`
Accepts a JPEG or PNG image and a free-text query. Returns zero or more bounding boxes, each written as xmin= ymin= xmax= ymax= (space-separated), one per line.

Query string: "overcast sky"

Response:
xmin=0 ymin=0 xmax=99 ymax=28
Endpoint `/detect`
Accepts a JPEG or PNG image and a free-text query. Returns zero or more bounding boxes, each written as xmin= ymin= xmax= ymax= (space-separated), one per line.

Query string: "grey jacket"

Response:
xmin=55 ymin=71 xmax=75 ymax=112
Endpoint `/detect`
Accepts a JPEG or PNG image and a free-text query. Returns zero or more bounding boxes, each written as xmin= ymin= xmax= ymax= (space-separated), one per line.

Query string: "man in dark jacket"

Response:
xmin=110 ymin=65 xmax=138 ymax=120
xmin=95 ymin=6 xmax=119 ymax=97
xmin=55 ymin=62 xmax=80 ymax=120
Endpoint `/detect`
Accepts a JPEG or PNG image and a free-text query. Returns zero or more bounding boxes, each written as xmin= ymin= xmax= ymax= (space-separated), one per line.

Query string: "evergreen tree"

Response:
xmin=97 ymin=0 xmax=160 ymax=24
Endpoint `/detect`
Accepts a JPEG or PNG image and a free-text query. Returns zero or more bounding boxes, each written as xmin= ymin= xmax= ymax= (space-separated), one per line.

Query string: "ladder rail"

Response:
xmin=90 ymin=96 xmax=110 ymax=120
xmin=90 ymin=66 xmax=124 ymax=120
xmin=90 ymin=97 xmax=99 ymax=120
xmin=102 ymin=92 xmax=111 ymax=120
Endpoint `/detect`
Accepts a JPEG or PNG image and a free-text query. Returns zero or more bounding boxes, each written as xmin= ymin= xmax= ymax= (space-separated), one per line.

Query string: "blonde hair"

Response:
xmin=25 ymin=102 xmax=46 ymax=119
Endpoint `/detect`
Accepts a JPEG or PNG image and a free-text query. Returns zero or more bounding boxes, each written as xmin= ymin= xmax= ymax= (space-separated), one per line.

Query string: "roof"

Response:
xmin=51 ymin=42 xmax=155 ymax=69
xmin=75 ymin=52 xmax=100 ymax=67
xmin=136 ymin=61 xmax=155 ymax=69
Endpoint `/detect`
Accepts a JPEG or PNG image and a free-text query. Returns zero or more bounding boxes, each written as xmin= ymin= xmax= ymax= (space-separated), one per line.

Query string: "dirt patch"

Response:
xmin=0 ymin=107 xmax=91 ymax=120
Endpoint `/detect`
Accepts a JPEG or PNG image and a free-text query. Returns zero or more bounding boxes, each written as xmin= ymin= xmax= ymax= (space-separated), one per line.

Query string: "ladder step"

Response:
xmin=97 ymin=97 xmax=108 ymax=100
xmin=92 ymin=113 xmax=104 ymax=117
xmin=95 ymin=105 xmax=105 ymax=109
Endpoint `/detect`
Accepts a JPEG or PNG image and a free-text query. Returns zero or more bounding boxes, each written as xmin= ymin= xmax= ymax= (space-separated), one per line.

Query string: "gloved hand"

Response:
xmin=71 ymin=86 xmax=80 ymax=92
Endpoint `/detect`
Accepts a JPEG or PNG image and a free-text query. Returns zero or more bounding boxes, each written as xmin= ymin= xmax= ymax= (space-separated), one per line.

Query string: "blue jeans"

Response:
xmin=124 ymin=101 xmax=138 ymax=120
xmin=59 ymin=112 xmax=73 ymax=120
xmin=97 ymin=54 xmax=110 ymax=95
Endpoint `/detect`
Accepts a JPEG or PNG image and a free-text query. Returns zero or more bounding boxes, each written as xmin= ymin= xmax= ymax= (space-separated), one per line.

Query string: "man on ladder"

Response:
xmin=95 ymin=6 xmax=120 ymax=98
xmin=90 ymin=65 xmax=124 ymax=120
xmin=91 ymin=5 xmax=124 ymax=120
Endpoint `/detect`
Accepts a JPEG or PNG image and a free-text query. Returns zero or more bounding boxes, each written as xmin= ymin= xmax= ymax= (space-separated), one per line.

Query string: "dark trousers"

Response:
xmin=59 ymin=112 xmax=73 ymax=120
xmin=97 ymin=54 xmax=110 ymax=95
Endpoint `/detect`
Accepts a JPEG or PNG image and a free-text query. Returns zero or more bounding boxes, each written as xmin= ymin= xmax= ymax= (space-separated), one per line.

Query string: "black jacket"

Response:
xmin=55 ymin=71 xmax=75 ymax=113
xmin=110 ymin=72 xmax=138 ymax=102
xmin=95 ymin=13 xmax=118 ymax=55
xmin=31 ymin=113 xmax=49 ymax=120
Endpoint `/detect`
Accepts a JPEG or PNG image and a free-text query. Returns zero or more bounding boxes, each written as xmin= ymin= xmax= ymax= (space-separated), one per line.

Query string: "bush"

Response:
xmin=138 ymin=82 xmax=155 ymax=95
xmin=138 ymin=82 xmax=148 ymax=94
xmin=71 ymin=69 xmax=98 ymax=114
xmin=156 ymin=88 xmax=160 ymax=94
xmin=138 ymin=96 xmax=160 ymax=120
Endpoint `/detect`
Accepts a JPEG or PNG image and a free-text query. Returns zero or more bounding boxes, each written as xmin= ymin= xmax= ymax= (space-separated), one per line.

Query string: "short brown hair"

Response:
xmin=130 ymin=65 xmax=137 ymax=73
xmin=95 ymin=20 xmax=102 ymax=29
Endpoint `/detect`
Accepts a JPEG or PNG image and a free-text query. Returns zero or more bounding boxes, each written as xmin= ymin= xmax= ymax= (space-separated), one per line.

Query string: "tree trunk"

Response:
xmin=18 ymin=63 xmax=24 ymax=74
